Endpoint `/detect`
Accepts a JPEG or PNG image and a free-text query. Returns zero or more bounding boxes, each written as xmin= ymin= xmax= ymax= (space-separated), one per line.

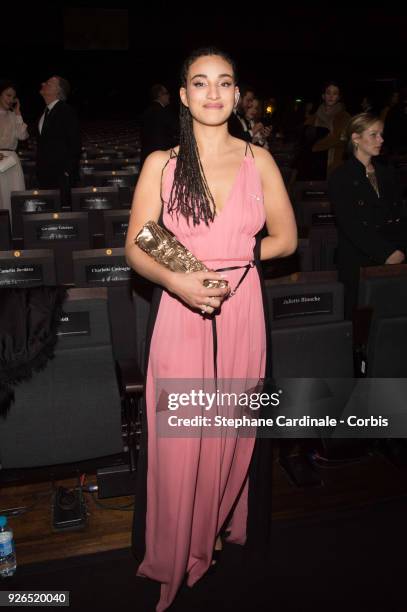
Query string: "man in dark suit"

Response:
xmin=140 ymin=84 xmax=178 ymax=164
xmin=228 ymin=84 xmax=254 ymax=142
xmin=36 ymin=76 xmax=81 ymax=194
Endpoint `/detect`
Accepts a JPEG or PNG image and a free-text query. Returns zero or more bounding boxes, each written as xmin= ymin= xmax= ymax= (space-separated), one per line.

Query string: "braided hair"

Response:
xmin=167 ymin=47 xmax=238 ymax=226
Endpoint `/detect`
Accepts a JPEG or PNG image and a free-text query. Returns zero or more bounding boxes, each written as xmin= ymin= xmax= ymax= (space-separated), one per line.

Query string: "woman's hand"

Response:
xmin=167 ymin=270 xmax=230 ymax=315
xmin=13 ymin=98 xmax=21 ymax=115
xmin=261 ymin=125 xmax=272 ymax=139
xmin=385 ymin=249 xmax=405 ymax=264
xmin=253 ymin=123 xmax=272 ymax=143
xmin=252 ymin=122 xmax=265 ymax=136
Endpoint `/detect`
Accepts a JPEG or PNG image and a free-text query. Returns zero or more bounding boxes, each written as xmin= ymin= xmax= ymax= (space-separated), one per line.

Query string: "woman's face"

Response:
xmin=353 ymin=121 xmax=384 ymax=157
xmin=323 ymin=85 xmax=340 ymax=108
xmin=241 ymin=90 xmax=255 ymax=114
xmin=0 ymin=87 xmax=16 ymax=111
xmin=246 ymin=98 xmax=261 ymax=120
xmin=180 ymin=54 xmax=238 ymax=127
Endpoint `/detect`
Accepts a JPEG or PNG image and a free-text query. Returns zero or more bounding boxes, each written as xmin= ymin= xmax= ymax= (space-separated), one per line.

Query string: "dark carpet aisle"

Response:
xmin=4 ymin=496 xmax=406 ymax=612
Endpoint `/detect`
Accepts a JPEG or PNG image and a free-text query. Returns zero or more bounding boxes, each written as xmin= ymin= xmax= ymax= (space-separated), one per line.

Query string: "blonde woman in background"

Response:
xmin=328 ymin=112 xmax=406 ymax=318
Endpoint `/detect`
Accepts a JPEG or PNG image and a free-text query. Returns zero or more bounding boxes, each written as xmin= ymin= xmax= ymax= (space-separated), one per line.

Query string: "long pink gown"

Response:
xmin=134 ymin=145 xmax=267 ymax=611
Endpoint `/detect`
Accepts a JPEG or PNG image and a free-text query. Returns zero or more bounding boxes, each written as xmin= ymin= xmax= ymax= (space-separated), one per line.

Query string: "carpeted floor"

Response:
xmin=5 ymin=497 xmax=407 ymax=612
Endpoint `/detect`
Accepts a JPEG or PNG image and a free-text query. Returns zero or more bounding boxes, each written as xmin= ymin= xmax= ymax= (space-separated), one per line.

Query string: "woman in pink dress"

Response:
xmin=125 ymin=47 xmax=297 ymax=611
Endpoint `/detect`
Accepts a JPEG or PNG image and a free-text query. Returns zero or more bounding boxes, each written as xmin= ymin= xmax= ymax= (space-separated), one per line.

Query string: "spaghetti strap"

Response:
xmin=245 ymin=141 xmax=255 ymax=158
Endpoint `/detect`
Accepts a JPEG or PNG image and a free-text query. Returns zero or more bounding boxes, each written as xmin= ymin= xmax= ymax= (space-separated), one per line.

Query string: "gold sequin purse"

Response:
xmin=134 ymin=221 xmax=229 ymax=289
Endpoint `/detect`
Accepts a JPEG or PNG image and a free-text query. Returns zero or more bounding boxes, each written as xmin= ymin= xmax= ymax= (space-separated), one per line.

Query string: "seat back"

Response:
xmin=23 ymin=212 xmax=91 ymax=285
xmin=366 ymin=316 xmax=407 ymax=377
xmin=0 ymin=211 xmax=12 ymax=250
xmin=358 ymin=267 xmax=407 ymax=321
xmin=11 ymin=189 xmax=60 ymax=240
xmin=0 ymin=287 xmax=123 ymax=469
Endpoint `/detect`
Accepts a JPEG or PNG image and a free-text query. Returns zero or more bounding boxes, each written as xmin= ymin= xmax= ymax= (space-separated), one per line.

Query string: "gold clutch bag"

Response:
xmin=134 ymin=221 xmax=228 ymax=289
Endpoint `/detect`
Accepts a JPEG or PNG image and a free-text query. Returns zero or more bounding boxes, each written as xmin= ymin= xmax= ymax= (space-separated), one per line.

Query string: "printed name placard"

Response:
xmin=0 ymin=263 xmax=43 ymax=286
xmin=86 ymin=263 xmax=131 ymax=284
xmin=58 ymin=311 xmax=90 ymax=336
xmin=112 ymin=221 xmax=128 ymax=236
xmin=37 ymin=223 xmax=78 ymax=241
xmin=273 ymin=292 xmax=333 ymax=319
xmin=80 ymin=197 xmax=112 ymax=210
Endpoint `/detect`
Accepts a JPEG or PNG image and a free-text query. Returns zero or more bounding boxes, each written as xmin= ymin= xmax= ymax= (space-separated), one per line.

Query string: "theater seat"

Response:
xmin=0 ymin=211 xmax=12 ymax=250
xmin=0 ymin=288 xmax=123 ymax=470
xmin=366 ymin=316 xmax=407 ymax=377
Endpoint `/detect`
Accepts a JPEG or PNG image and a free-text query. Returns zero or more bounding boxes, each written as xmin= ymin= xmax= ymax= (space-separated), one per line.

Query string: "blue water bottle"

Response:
xmin=0 ymin=516 xmax=17 ymax=577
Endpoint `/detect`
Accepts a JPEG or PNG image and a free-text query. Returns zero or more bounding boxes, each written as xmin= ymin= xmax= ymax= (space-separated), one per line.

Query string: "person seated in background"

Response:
xmin=328 ymin=112 xmax=406 ymax=319
xmin=297 ymin=81 xmax=351 ymax=180
xmin=0 ymin=80 xmax=29 ymax=216
xmin=245 ymin=97 xmax=271 ymax=149
xmin=140 ymin=83 xmax=178 ymax=164
xmin=228 ymin=83 xmax=254 ymax=142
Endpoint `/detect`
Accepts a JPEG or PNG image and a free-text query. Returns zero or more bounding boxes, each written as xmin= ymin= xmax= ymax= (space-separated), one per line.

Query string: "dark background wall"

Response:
xmin=1 ymin=3 xmax=406 ymax=120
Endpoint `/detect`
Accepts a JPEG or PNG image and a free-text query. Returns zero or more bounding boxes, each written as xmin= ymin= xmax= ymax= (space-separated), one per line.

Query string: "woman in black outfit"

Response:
xmin=328 ymin=112 xmax=406 ymax=319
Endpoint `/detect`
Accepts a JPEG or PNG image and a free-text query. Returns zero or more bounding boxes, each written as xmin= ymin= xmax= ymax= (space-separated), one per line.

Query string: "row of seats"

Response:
xmin=6 ymin=187 xmax=130 ymax=240
xmin=0 ymin=206 xmax=316 ymax=285
xmin=1 ymin=263 xmax=405 ymax=485
xmin=1 ymin=235 xmax=405 ymax=378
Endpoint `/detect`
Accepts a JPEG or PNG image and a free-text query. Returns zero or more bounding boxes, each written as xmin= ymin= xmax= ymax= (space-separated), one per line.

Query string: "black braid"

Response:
xmin=167 ymin=47 xmax=238 ymax=227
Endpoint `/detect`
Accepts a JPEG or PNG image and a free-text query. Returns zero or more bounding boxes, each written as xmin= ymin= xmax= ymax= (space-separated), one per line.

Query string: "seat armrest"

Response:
xmin=116 ymin=359 xmax=144 ymax=395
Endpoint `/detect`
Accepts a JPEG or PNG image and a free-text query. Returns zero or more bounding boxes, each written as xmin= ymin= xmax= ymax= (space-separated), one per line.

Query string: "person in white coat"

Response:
xmin=0 ymin=81 xmax=29 ymax=217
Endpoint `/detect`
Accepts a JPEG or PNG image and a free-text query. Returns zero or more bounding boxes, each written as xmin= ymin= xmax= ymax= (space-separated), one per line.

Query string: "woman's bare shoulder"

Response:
xmin=250 ymin=142 xmax=277 ymax=170
xmin=143 ymin=149 xmax=173 ymax=168
xmin=140 ymin=150 xmax=177 ymax=184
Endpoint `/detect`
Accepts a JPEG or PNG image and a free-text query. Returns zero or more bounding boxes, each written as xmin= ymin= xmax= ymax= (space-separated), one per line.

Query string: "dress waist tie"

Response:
xmin=205 ymin=260 xmax=255 ymax=381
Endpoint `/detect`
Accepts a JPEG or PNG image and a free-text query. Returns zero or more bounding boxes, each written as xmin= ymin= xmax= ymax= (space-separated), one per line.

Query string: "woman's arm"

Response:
xmin=253 ymin=146 xmax=298 ymax=261
xmin=125 ymin=151 xmax=229 ymax=313
xmin=13 ymin=100 xmax=29 ymax=140
xmin=15 ymin=116 xmax=29 ymax=141
xmin=125 ymin=151 xmax=174 ymax=287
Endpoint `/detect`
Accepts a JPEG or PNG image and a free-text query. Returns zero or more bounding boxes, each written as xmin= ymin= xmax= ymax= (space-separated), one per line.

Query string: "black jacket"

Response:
xmin=328 ymin=155 xmax=406 ymax=313
xmin=228 ymin=110 xmax=252 ymax=142
xmin=140 ymin=102 xmax=178 ymax=164
xmin=36 ymin=100 xmax=81 ymax=189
